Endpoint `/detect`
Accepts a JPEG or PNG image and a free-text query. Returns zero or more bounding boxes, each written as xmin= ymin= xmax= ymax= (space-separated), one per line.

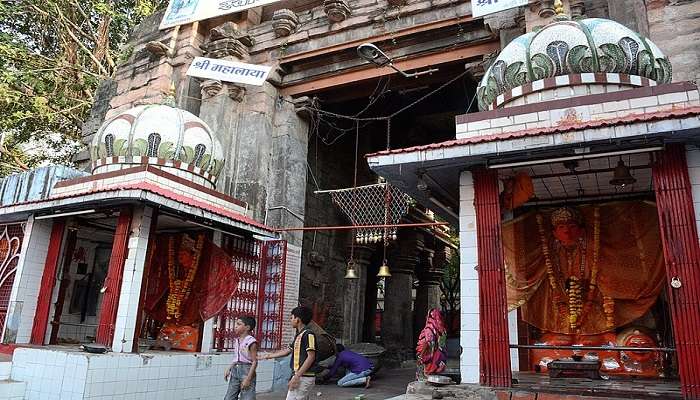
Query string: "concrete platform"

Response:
xmin=256 ymin=367 xmax=415 ymax=400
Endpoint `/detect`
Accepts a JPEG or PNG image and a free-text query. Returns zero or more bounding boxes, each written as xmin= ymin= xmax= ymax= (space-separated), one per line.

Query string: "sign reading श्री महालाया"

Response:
xmin=471 ymin=0 xmax=529 ymax=18
xmin=186 ymin=57 xmax=272 ymax=86
xmin=159 ymin=0 xmax=284 ymax=29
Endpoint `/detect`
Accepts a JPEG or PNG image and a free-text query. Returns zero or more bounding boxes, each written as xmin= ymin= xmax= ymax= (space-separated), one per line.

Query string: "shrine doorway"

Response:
xmin=48 ymin=213 xmax=118 ymax=345
xmin=497 ymin=151 xmax=677 ymax=381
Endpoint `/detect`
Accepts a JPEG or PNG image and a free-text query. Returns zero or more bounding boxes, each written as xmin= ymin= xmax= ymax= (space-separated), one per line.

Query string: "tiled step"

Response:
xmin=0 ymin=379 xmax=26 ymax=400
xmin=0 ymin=361 xmax=11 ymax=380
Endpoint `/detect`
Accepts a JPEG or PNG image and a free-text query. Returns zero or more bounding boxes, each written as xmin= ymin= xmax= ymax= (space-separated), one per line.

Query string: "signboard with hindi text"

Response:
xmin=186 ymin=57 xmax=272 ymax=86
xmin=471 ymin=0 xmax=528 ymax=18
xmin=159 ymin=0 xmax=283 ymax=30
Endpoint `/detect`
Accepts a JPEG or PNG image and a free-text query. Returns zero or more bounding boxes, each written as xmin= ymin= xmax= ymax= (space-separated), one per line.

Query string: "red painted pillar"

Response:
xmin=30 ymin=219 xmax=66 ymax=345
xmin=652 ymin=144 xmax=700 ymax=399
xmin=95 ymin=208 xmax=132 ymax=347
xmin=473 ymin=167 xmax=512 ymax=387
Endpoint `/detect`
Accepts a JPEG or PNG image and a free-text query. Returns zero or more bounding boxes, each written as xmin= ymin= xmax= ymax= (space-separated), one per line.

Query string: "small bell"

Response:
xmin=610 ymin=159 xmax=636 ymax=187
xmin=344 ymin=261 xmax=359 ymax=279
xmin=377 ymin=262 xmax=392 ymax=278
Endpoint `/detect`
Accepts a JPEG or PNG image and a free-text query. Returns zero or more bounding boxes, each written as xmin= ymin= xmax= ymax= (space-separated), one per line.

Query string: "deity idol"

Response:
xmin=503 ymin=202 xmax=665 ymax=336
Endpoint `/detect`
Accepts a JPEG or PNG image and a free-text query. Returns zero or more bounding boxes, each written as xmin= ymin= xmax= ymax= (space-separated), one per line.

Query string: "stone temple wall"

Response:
xmin=646 ymin=0 xmax=700 ymax=84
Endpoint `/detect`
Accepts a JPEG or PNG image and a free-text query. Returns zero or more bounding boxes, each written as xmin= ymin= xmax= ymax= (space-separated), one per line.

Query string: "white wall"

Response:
xmin=3 ymin=217 xmax=55 ymax=344
xmin=458 ymin=171 xmax=480 ymax=384
xmin=11 ymin=347 xmax=280 ymax=400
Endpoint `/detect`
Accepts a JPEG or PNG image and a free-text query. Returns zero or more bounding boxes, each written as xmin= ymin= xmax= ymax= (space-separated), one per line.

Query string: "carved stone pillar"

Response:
xmin=383 ymin=231 xmax=424 ymax=361
xmin=342 ymin=245 xmax=374 ymax=344
xmin=414 ymin=247 xmax=444 ymax=335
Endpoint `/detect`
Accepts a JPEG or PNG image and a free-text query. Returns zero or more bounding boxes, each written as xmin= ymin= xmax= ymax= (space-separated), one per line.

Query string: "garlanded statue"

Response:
xmin=502 ymin=201 xmax=666 ymax=377
xmin=416 ymin=308 xmax=448 ymax=379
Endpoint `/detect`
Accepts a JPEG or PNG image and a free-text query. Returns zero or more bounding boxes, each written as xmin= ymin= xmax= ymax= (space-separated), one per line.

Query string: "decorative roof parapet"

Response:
xmin=272 ymin=9 xmax=299 ymax=37
xmin=201 ymin=22 xmax=255 ymax=60
xmin=324 ymin=0 xmax=351 ymax=23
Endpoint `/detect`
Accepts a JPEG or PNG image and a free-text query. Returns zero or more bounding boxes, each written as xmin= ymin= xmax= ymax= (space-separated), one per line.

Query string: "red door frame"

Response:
xmin=652 ymin=144 xmax=700 ymax=399
xmin=473 ymin=167 xmax=512 ymax=387
xmin=95 ymin=207 xmax=133 ymax=347
xmin=30 ymin=219 xmax=66 ymax=345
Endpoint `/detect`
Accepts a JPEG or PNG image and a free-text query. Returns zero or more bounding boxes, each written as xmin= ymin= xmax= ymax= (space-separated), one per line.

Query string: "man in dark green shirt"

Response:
xmin=259 ymin=306 xmax=317 ymax=400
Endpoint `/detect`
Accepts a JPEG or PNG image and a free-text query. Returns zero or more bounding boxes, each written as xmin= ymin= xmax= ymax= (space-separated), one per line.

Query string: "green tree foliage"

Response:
xmin=0 ymin=0 xmax=167 ymax=176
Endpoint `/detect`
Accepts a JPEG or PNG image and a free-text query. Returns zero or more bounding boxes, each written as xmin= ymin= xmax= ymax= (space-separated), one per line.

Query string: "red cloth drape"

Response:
xmin=144 ymin=234 xmax=240 ymax=325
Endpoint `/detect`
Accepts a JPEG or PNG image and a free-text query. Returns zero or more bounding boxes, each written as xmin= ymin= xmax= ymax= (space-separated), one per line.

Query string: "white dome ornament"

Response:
xmin=475 ymin=3 xmax=672 ymax=111
xmin=90 ymin=94 xmax=225 ymax=189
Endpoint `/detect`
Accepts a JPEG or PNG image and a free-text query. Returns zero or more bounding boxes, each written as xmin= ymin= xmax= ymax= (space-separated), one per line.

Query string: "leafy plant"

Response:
xmin=0 ymin=0 xmax=168 ymax=176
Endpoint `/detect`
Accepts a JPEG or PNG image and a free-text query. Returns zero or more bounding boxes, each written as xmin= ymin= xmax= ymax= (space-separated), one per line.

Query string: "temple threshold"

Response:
xmin=407 ymin=374 xmax=682 ymax=399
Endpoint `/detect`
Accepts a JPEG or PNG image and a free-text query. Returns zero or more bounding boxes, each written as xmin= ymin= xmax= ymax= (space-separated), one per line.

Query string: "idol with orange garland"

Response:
xmin=502 ymin=202 xmax=666 ymax=376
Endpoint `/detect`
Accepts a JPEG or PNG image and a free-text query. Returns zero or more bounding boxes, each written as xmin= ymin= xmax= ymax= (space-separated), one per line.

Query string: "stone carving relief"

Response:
xmin=200 ymin=79 xmax=223 ymax=99
xmin=323 ymin=0 xmax=351 ymax=23
xmin=570 ymin=0 xmax=585 ymax=19
xmin=227 ymin=84 xmax=246 ymax=102
xmin=201 ymin=22 xmax=255 ymax=60
xmin=272 ymin=9 xmax=299 ymax=37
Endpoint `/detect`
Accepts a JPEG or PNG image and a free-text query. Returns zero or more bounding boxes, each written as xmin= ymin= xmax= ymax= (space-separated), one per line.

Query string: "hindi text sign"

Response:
xmin=471 ymin=0 xmax=528 ymax=18
xmin=160 ymin=0 xmax=283 ymax=30
xmin=186 ymin=57 xmax=272 ymax=86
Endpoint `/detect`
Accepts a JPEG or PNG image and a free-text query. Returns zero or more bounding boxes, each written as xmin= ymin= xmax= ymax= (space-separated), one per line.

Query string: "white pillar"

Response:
xmin=459 ymin=171 xmax=480 ymax=384
xmin=112 ymin=206 xmax=153 ymax=353
xmin=2 ymin=216 xmax=54 ymax=344
xmin=509 ymin=310 xmax=519 ymax=372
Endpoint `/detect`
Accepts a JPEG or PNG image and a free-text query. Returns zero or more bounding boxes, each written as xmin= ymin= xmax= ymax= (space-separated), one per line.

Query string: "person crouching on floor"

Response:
xmin=324 ymin=344 xmax=373 ymax=388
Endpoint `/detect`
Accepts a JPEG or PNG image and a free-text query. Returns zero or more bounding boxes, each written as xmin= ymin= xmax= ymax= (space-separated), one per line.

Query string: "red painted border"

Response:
xmin=30 ymin=220 xmax=66 ymax=345
xmin=652 ymin=145 xmax=700 ymax=399
xmin=95 ymin=207 xmax=133 ymax=347
xmin=473 ymin=168 xmax=512 ymax=388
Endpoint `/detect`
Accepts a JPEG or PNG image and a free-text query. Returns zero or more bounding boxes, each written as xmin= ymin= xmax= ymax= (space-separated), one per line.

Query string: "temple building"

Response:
xmin=0 ymin=0 xmax=699 ymax=399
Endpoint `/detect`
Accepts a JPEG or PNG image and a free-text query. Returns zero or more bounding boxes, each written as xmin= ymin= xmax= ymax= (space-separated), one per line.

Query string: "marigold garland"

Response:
xmin=165 ymin=233 xmax=205 ymax=320
xmin=537 ymin=209 xmax=602 ymax=333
